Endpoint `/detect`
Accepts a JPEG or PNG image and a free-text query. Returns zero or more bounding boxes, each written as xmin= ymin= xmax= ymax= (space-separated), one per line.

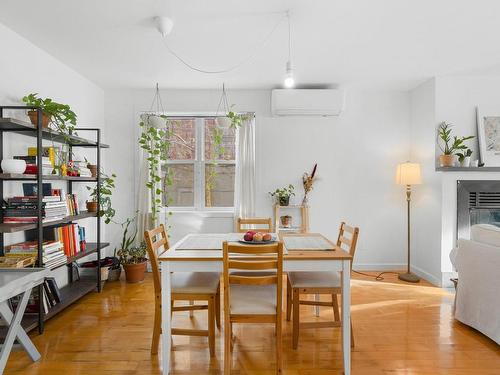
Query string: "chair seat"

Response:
xmin=230 ymin=284 xmax=277 ymax=315
xmin=288 ymin=271 xmax=341 ymax=289
xmin=171 ymin=272 xmax=220 ymax=294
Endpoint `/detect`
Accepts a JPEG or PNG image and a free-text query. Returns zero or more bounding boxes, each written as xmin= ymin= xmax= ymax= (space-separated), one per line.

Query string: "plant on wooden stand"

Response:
xmin=437 ymin=122 xmax=474 ymax=167
xmin=269 ymin=184 xmax=295 ymax=206
xmin=86 ymin=171 xmax=116 ymax=224
xmin=117 ymin=242 xmax=147 ymax=283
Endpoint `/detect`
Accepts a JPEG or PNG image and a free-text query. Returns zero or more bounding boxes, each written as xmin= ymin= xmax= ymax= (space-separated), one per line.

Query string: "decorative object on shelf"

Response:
xmin=302 ymin=163 xmax=317 ymax=204
xmin=457 ymin=148 xmax=473 ymax=167
xmin=476 ymin=106 xmax=500 ymax=166
xmin=118 ymin=242 xmax=147 ymax=283
xmin=21 ymin=93 xmax=77 ymax=142
xmin=216 ymin=83 xmax=251 ymax=129
xmin=87 ymin=163 xmax=97 ymax=177
xmin=269 ymin=184 xmax=295 ymax=206
xmin=1 ymin=158 xmax=26 ymax=174
xmin=395 ymin=162 xmax=422 ymax=283
xmin=437 ymin=122 xmax=474 ymax=167
xmin=280 ymin=215 xmax=292 ymax=228
xmin=86 ymin=170 xmax=116 ymax=223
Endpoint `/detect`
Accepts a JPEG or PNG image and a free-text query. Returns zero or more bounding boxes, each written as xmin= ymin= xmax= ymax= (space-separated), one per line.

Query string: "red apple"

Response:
xmin=246 ymin=230 xmax=256 ymax=236
xmin=244 ymin=233 xmax=254 ymax=241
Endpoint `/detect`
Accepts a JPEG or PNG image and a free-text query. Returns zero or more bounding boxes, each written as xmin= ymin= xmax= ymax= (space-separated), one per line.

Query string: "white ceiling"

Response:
xmin=2 ymin=0 xmax=500 ymax=91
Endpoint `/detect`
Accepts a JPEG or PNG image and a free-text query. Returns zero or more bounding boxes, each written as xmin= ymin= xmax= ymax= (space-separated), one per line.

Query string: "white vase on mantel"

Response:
xmin=460 ymin=157 xmax=471 ymax=168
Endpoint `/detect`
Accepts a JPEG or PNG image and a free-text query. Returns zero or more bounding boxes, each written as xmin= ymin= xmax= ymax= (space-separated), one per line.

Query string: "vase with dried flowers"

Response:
xmin=302 ymin=163 xmax=317 ymax=204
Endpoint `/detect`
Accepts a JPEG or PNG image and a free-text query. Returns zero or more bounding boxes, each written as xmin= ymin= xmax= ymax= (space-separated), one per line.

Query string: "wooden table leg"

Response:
xmin=341 ymin=260 xmax=351 ymax=375
xmin=161 ymin=263 xmax=172 ymax=375
xmin=0 ymin=289 xmax=40 ymax=374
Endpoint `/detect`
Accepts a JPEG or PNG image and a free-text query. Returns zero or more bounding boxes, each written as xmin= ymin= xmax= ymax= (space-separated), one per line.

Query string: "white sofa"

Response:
xmin=450 ymin=224 xmax=500 ymax=344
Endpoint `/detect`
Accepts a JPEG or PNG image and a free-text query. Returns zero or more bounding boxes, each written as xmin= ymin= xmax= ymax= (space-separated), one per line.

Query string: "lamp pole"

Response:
xmin=398 ymin=184 xmax=420 ymax=283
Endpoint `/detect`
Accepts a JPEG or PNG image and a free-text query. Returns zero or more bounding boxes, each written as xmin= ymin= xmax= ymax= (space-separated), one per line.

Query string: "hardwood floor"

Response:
xmin=5 ymin=272 xmax=500 ymax=374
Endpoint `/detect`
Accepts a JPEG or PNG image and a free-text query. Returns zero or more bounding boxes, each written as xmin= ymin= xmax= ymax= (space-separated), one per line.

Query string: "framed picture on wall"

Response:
xmin=476 ymin=106 xmax=500 ymax=166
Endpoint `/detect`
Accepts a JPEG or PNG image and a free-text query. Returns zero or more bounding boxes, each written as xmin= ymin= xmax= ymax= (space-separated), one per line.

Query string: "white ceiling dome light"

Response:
xmin=155 ymin=16 xmax=174 ymax=37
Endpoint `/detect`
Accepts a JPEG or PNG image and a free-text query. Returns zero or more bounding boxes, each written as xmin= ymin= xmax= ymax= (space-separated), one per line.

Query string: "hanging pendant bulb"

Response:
xmin=284 ymin=60 xmax=295 ymax=88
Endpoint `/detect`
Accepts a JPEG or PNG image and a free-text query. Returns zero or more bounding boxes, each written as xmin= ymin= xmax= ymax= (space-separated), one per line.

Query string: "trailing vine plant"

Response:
xmin=138 ymin=115 xmax=171 ymax=226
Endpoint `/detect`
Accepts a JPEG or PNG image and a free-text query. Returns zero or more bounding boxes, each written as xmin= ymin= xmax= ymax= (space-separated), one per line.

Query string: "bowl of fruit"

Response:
xmin=239 ymin=231 xmax=276 ymax=244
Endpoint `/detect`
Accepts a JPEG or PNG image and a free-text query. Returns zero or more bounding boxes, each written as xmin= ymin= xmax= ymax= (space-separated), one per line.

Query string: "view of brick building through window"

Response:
xmin=162 ymin=117 xmax=236 ymax=209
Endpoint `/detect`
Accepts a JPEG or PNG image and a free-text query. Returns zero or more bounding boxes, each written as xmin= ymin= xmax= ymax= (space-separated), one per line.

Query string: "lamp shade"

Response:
xmin=396 ymin=162 xmax=422 ymax=185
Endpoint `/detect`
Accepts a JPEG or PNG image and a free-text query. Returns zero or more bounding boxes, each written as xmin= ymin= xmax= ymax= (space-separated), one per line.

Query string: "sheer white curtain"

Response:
xmin=136 ymin=145 xmax=151 ymax=242
xmin=234 ymin=114 xmax=256 ymax=220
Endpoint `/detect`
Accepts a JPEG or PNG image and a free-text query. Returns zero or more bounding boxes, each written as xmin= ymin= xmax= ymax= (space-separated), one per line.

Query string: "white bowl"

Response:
xmin=1 ymin=159 xmax=26 ymax=174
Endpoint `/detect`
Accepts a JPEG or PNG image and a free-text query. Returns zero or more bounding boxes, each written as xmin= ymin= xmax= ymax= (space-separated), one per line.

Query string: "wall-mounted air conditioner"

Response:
xmin=271 ymin=89 xmax=345 ymax=116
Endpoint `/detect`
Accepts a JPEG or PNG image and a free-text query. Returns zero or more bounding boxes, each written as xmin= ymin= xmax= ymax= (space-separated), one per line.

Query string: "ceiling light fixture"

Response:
xmin=155 ymin=16 xmax=174 ymax=37
xmin=284 ymin=11 xmax=295 ymax=88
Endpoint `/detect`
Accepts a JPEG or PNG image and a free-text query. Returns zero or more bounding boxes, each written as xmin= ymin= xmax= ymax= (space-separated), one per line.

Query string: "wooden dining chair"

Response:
xmin=223 ymin=240 xmax=283 ymax=375
xmin=286 ymin=222 xmax=359 ymax=349
xmin=236 ymin=217 xmax=273 ymax=233
xmin=144 ymin=224 xmax=221 ymax=357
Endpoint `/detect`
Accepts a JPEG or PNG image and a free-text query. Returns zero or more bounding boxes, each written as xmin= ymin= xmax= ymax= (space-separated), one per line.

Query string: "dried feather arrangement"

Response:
xmin=302 ymin=163 xmax=317 ymax=204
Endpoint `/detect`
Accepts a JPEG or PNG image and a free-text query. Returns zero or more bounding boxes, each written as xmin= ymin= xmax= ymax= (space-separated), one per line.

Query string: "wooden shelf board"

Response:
xmin=0 ymin=117 xmax=109 ymax=148
xmin=0 ymin=173 xmax=97 ymax=181
xmin=50 ymin=242 xmax=110 ymax=270
xmin=0 ymin=211 xmax=97 ymax=233
xmin=436 ymin=167 xmax=500 ymax=172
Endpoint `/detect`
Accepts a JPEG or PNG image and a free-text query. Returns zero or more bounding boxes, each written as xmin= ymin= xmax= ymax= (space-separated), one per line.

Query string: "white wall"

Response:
xmin=105 ymin=88 xmax=412 ymax=270
xmin=0 ymin=22 xmax=105 ymax=286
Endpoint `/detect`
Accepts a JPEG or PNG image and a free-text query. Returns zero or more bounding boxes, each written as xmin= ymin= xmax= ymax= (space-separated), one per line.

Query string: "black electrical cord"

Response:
xmin=352 ymin=270 xmax=401 ymax=281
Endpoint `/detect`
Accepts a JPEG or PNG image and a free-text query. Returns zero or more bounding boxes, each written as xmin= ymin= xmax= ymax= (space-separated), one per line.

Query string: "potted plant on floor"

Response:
xmin=437 ymin=122 xmax=474 ymax=167
xmin=118 ymin=242 xmax=148 ymax=283
xmin=269 ymin=184 xmax=295 ymax=206
xmin=109 ymin=216 xmax=138 ymax=281
xmin=457 ymin=148 xmax=473 ymax=167
xmin=86 ymin=171 xmax=116 ymax=224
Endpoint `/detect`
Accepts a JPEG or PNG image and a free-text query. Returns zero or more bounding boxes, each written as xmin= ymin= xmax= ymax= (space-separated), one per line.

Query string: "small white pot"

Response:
xmin=216 ymin=116 xmax=232 ymax=128
xmin=460 ymin=156 xmax=471 ymax=167
xmin=1 ymin=159 xmax=26 ymax=174
xmin=141 ymin=113 xmax=166 ymax=129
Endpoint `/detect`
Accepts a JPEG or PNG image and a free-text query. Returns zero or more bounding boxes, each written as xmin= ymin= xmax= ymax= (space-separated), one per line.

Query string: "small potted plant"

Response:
xmin=269 ymin=184 xmax=295 ymax=206
xmin=280 ymin=215 xmax=292 ymax=228
xmin=109 ymin=216 xmax=138 ymax=281
xmin=86 ymin=171 xmax=116 ymax=224
xmin=118 ymin=242 xmax=148 ymax=283
xmin=22 ymin=93 xmax=77 ymax=138
xmin=437 ymin=122 xmax=474 ymax=167
xmin=457 ymin=148 xmax=473 ymax=167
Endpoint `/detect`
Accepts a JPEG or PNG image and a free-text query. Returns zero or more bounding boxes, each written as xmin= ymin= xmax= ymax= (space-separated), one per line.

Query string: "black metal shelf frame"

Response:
xmin=0 ymin=106 xmax=108 ymax=335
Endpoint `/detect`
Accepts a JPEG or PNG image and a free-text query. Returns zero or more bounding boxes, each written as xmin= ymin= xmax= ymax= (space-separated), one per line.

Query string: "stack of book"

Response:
xmin=3 ymin=195 xmax=68 ymax=223
xmin=46 ymin=224 xmax=87 ymax=256
xmin=10 ymin=277 xmax=62 ymax=314
xmin=14 ymin=155 xmax=54 ymax=175
xmin=73 ymin=161 xmax=92 ymax=177
xmin=5 ymin=240 xmax=66 ymax=268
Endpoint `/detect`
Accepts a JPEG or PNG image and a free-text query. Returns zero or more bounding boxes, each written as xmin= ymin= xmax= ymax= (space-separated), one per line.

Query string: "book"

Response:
xmin=46 ymin=277 xmax=61 ymax=303
xmin=27 ymin=146 xmax=56 ymax=166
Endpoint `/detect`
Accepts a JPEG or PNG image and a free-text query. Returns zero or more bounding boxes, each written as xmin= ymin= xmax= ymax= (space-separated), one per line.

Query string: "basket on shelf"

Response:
xmin=0 ymin=255 xmax=36 ymax=268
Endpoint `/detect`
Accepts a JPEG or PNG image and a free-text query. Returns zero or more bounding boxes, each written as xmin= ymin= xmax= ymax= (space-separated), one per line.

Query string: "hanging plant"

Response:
xmin=216 ymin=83 xmax=251 ymax=129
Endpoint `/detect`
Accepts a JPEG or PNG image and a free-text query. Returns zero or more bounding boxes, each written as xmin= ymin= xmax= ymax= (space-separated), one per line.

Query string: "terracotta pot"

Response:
xmin=439 ymin=154 xmax=455 ymax=167
xmin=123 ymin=261 xmax=147 ymax=283
xmin=27 ymin=111 xmax=51 ymax=128
xmin=86 ymin=201 xmax=98 ymax=213
xmin=88 ymin=164 xmax=98 ymax=177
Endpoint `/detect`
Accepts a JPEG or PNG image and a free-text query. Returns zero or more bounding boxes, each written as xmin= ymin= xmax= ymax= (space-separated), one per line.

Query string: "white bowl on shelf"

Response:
xmin=1 ymin=159 xmax=26 ymax=174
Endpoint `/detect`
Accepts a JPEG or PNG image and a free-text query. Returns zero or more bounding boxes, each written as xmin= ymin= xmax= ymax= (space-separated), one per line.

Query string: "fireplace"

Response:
xmin=457 ymin=180 xmax=500 ymax=240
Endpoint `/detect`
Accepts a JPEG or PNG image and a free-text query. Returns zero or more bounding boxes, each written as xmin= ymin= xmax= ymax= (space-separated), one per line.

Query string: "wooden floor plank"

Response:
xmin=4 ymin=272 xmax=499 ymax=374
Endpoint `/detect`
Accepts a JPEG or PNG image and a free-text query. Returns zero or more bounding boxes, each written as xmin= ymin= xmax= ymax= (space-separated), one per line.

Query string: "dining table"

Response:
xmin=158 ymin=232 xmax=353 ymax=374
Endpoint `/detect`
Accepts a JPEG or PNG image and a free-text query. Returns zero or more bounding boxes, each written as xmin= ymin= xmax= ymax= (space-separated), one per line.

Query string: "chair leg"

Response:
xmin=208 ymin=295 xmax=216 ymax=357
xmin=332 ymin=294 xmax=340 ymax=321
xmin=189 ymin=300 xmax=194 ymax=318
xmin=151 ymin=300 xmax=161 ymax=355
xmin=351 ymin=320 xmax=355 ymax=348
xmin=292 ymin=288 xmax=300 ymax=349
xmin=286 ymin=277 xmax=292 ymax=321
xmin=230 ymin=323 xmax=234 ymax=351
xmin=276 ymin=314 xmax=283 ymax=374
xmin=224 ymin=315 xmax=231 ymax=374
xmin=215 ymin=285 xmax=221 ymax=330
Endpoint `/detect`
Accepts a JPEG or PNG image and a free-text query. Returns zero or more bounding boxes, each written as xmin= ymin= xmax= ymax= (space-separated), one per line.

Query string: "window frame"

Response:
xmin=162 ymin=116 xmax=236 ymax=213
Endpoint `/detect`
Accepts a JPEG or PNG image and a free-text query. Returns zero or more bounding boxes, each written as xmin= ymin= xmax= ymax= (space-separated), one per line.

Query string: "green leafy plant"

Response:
xmin=226 ymin=109 xmax=251 ymax=129
xmin=269 ymin=184 xmax=295 ymax=205
xmin=117 ymin=242 xmax=147 ymax=265
xmin=438 ymin=122 xmax=474 ymax=155
xmin=86 ymin=171 xmax=117 ymax=224
xmin=456 ymin=148 xmax=473 ymax=163
xmin=22 ymin=93 xmax=77 ymax=141
xmin=138 ymin=116 xmax=171 ymax=226
xmin=115 ymin=216 xmax=138 ymax=255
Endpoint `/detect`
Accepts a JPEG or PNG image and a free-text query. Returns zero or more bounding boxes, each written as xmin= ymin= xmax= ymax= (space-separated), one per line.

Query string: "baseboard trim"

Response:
xmin=410 ymin=265 xmax=442 ymax=286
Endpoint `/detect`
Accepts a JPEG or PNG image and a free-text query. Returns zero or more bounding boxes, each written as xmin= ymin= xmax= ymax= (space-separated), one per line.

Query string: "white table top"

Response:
xmin=0 ymin=268 xmax=50 ymax=302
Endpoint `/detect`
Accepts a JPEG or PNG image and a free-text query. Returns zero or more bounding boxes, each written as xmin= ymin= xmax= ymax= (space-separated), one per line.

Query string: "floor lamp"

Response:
xmin=396 ymin=162 xmax=422 ymax=283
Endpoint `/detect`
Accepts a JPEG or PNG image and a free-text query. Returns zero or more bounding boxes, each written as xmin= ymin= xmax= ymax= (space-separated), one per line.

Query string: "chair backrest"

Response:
xmin=336 ymin=222 xmax=359 ymax=270
xmin=144 ymin=224 xmax=170 ymax=294
xmin=237 ymin=217 xmax=273 ymax=233
xmin=223 ymin=241 xmax=283 ymax=317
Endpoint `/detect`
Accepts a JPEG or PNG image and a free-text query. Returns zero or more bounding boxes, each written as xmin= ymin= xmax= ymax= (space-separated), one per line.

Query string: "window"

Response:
xmin=162 ymin=116 xmax=236 ymax=210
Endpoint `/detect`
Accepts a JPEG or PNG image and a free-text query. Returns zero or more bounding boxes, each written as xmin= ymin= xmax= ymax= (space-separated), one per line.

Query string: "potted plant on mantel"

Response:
xmin=457 ymin=148 xmax=473 ymax=167
xmin=269 ymin=184 xmax=295 ymax=206
xmin=118 ymin=242 xmax=147 ymax=283
xmin=437 ymin=122 xmax=474 ymax=167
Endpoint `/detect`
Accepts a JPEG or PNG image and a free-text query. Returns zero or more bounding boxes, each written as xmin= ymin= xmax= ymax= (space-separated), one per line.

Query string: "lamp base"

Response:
xmin=398 ymin=272 xmax=420 ymax=283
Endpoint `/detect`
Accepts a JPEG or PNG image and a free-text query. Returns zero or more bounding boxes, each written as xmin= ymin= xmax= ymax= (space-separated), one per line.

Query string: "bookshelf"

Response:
xmin=273 ymin=204 xmax=309 ymax=233
xmin=0 ymin=106 xmax=109 ymax=335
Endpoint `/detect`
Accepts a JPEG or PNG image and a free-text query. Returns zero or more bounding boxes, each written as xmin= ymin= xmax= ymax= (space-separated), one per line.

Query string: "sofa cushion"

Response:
xmin=471 ymin=224 xmax=500 ymax=247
